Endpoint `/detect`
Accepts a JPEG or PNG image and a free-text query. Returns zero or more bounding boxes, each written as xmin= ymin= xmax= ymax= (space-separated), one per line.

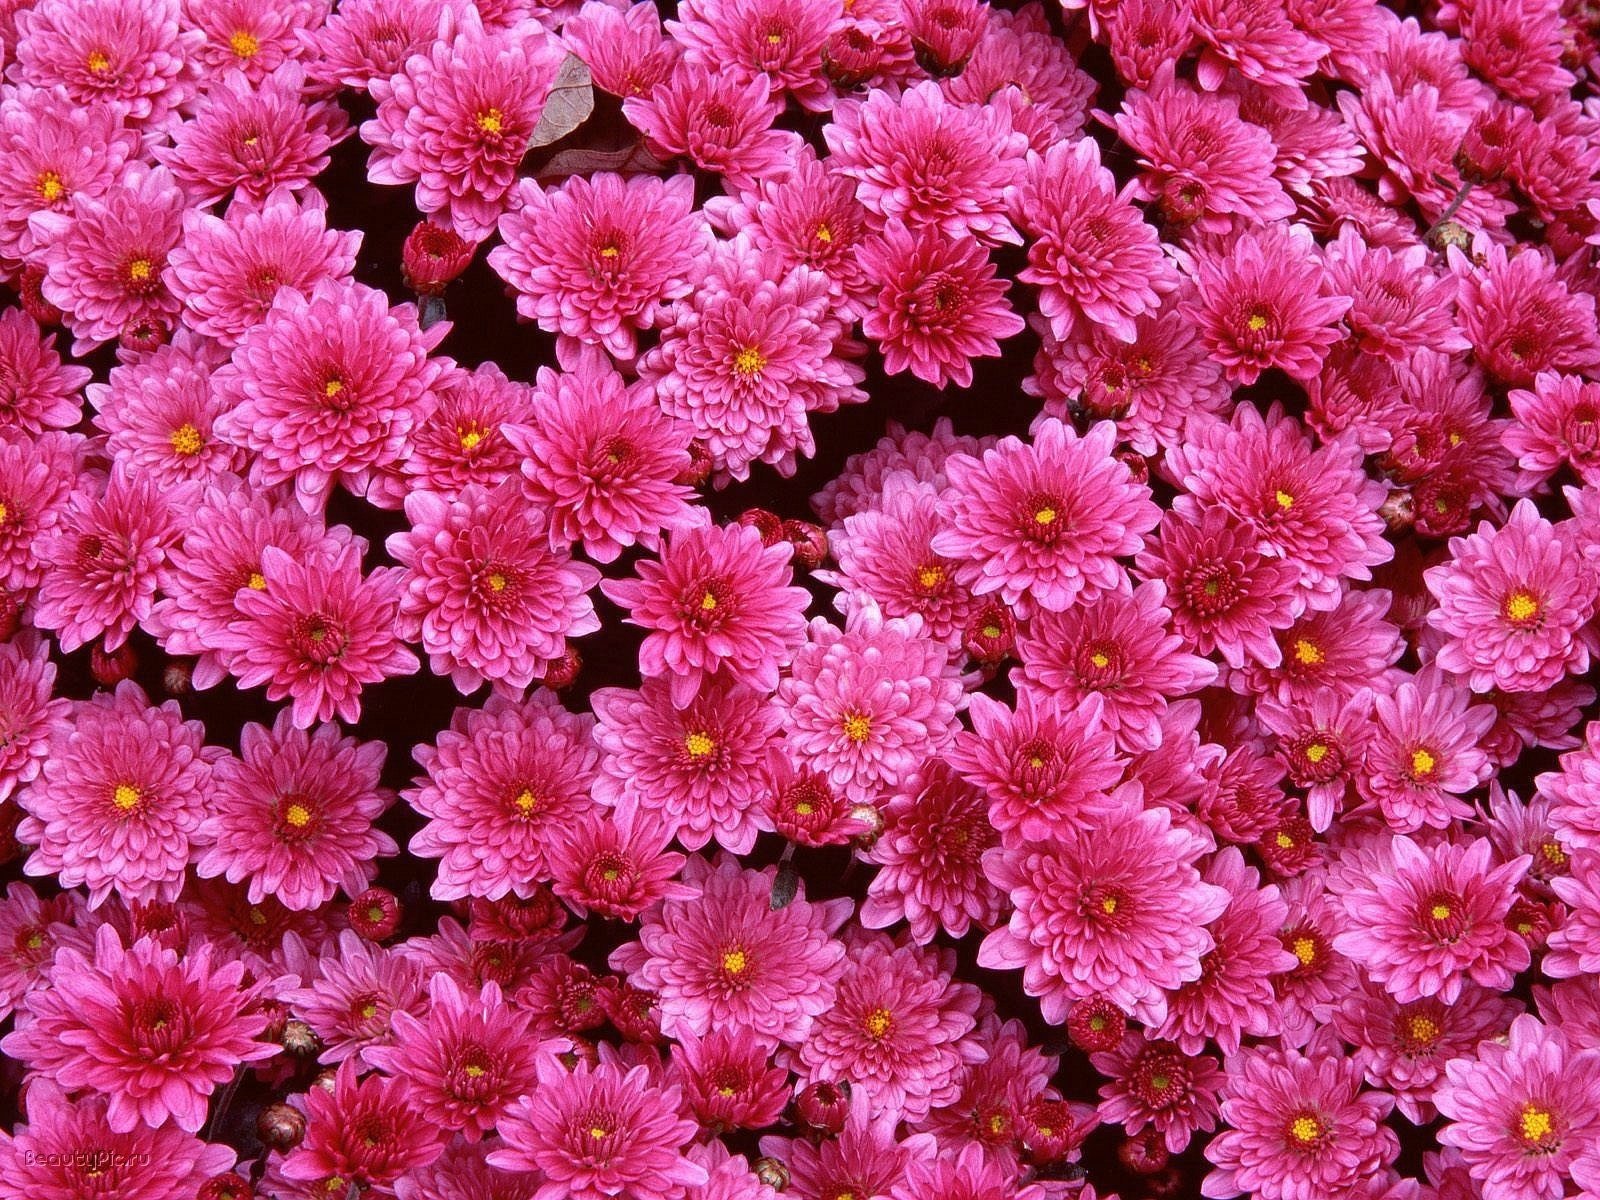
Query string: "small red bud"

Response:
xmin=0 ymin=588 xmax=22 ymax=642
xmin=281 ymin=1019 xmax=321 ymax=1058
xmin=402 ymin=221 xmax=474 ymax=296
xmin=199 ymin=1172 xmax=255 ymax=1200
xmin=119 ymin=314 xmax=170 ymax=354
xmin=599 ymin=982 xmax=664 ymax=1044
xmin=348 ymin=887 xmax=402 ymax=940
xmin=674 ymin=441 xmax=714 ymax=487
xmin=257 ymin=1104 xmax=307 ymax=1151
xmin=90 ymin=641 xmax=138 ymax=687
xmin=781 ymin=519 xmax=829 ymax=570
xmin=1118 ymin=1129 xmax=1169 ymax=1175
xmin=737 ymin=508 xmax=784 ymax=546
xmin=1066 ymin=996 xmax=1125 ymax=1053
xmin=795 ymin=1080 xmax=852 ymax=1133
xmin=963 ymin=601 xmax=1016 ymax=668
xmin=539 ymin=646 xmax=582 ymax=690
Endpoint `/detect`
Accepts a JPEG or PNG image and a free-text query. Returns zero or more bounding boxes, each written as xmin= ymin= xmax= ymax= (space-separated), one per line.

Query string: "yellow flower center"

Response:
xmin=1542 ymin=841 xmax=1568 ymax=867
xmin=864 ymin=1007 xmax=893 ymax=1038
xmin=1034 ymin=506 xmax=1057 ymax=525
xmin=842 ymin=711 xmax=872 ymax=743
xmin=1505 ymin=590 xmax=1540 ymax=624
xmin=112 ymin=783 xmax=141 ymax=811
xmin=793 ymin=800 xmax=814 ymax=815
xmin=229 ymin=29 xmax=259 ymax=58
xmin=1408 ymin=1015 xmax=1439 ymax=1044
xmin=815 ymin=222 xmax=833 ymax=243
xmin=1430 ymin=902 xmax=1452 ymax=920
xmin=1275 ymin=489 xmax=1295 ymax=509
xmin=1290 ymin=1115 xmax=1323 ymax=1144
xmin=514 ymin=790 xmax=538 ymax=814
xmin=1292 ymin=638 xmax=1324 ymax=666
xmin=323 ymin=378 xmax=344 ymax=399
xmin=722 ymin=948 xmax=748 ymax=975
xmin=283 ymin=803 xmax=312 ymax=828
xmin=1101 ymin=896 xmax=1118 ymax=915
xmin=464 ymin=1064 xmax=485 ymax=1078
xmin=87 ymin=49 xmax=112 ymax=74
xmin=916 ymin=565 xmax=944 ymax=588
xmin=248 ymin=571 xmax=267 ymax=591
xmin=127 ymin=258 xmax=152 ymax=282
xmin=169 ymin=423 xmax=203 ymax=457
xmin=1305 ymin=742 xmax=1329 ymax=764
xmin=1291 ymin=936 xmax=1317 ymax=965
xmin=1275 ymin=831 xmax=1295 ymax=849
xmin=459 ymin=427 xmax=483 ymax=451
xmin=487 ymin=573 xmax=508 ymax=593
xmin=598 ymin=244 xmax=620 ymax=259
xmin=360 ymin=1003 xmax=378 ymax=1019
xmin=685 ymin=731 xmax=715 ymax=758
xmin=1519 ymin=1104 xmax=1555 ymax=1145
xmin=982 ymin=624 xmax=1002 ymax=639
xmin=588 ymin=1126 xmax=608 ymax=1140
xmin=37 ymin=171 xmax=64 ymax=203
xmin=477 ymin=108 xmax=505 ymax=134
xmin=1411 ymin=748 xmax=1437 ymax=778
xmin=733 ymin=346 xmax=767 ymax=377
xmin=1090 ymin=651 xmax=1110 ymax=668
xmin=1248 ymin=312 xmax=1269 ymax=332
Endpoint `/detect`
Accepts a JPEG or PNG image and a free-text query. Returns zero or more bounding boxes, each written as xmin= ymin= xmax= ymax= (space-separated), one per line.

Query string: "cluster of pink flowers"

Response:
xmin=7 ymin=2 xmax=1600 ymax=1200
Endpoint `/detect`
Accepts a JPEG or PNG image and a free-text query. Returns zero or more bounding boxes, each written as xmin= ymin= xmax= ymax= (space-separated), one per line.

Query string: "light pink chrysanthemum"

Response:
xmin=157 ymin=62 xmax=348 ymax=207
xmin=19 ymin=682 xmax=222 ymax=908
xmin=185 ymin=0 xmax=323 ymax=84
xmin=406 ymin=690 xmax=602 ymax=901
xmin=1540 ymin=723 xmax=1600 ymax=856
xmin=387 ymin=482 xmax=601 ymax=694
xmin=1 ymin=923 xmax=275 ymax=1133
xmin=166 ymin=186 xmax=360 ymax=348
xmin=300 ymin=0 xmax=453 ymax=93
xmin=1548 ymin=852 xmax=1600 ymax=980
xmin=943 ymin=4 xmax=1095 ymax=149
xmin=670 ymin=0 xmax=834 ymax=111
xmin=548 ymin=804 xmax=695 ymax=921
xmin=1359 ymin=668 xmax=1497 ymax=833
xmin=792 ymin=930 xmax=984 ymax=1123
xmin=490 ymin=1055 xmax=707 ymax=1200
xmin=603 ymin=521 xmax=811 ymax=709
xmin=1013 ymin=581 xmax=1217 ymax=753
xmin=280 ymin=928 xmax=428 ymax=1065
xmin=491 ymin=173 xmax=709 ymax=359
xmin=1436 ymin=1015 xmax=1600 ymax=1200
xmin=362 ymin=7 xmax=566 ymax=241
xmin=610 ymin=855 xmax=852 ymax=1044
xmin=592 ymin=676 xmax=779 ymax=856
xmin=978 ymin=785 xmax=1229 ymax=1024
xmin=933 ymin=419 xmax=1157 ymax=617
xmin=507 ymin=349 xmax=698 ymax=563
xmin=812 ymin=417 xmax=992 ymax=527
xmin=1014 ymin=136 xmax=1175 ymax=343
xmin=31 ymin=163 xmax=186 ymax=353
xmin=214 ymin=540 xmax=419 ymax=727
xmin=825 ymin=81 xmax=1026 ymax=245
xmin=859 ymin=219 xmax=1023 ymax=390
xmin=561 ymin=0 xmax=681 ymax=99
xmin=1506 ymin=372 xmax=1600 ymax=489
xmin=212 ymin=278 xmax=448 ymax=513
xmin=1204 ymin=1034 xmax=1398 ymax=1200
xmin=194 ymin=710 xmax=395 ymax=911
xmin=777 ymin=605 xmax=965 ymax=805
xmin=1451 ymin=240 xmax=1600 ymax=388
xmin=33 ymin=466 xmax=188 ymax=654
xmin=1333 ymin=834 xmax=1529 ymax=1004
xmin=0 ymin=307 xmax=87 ymax=436
xmin=623 ymin=64 xmax=802 ymax=192
xmin=14 ymin=0 xmax=201 ymax=132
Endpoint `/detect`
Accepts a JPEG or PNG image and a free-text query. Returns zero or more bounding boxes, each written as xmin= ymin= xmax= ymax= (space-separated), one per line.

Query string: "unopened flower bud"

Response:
xmin=90 ymin=641 xmax=137 ymax=688
xmin=162 ymin=658 xmax=194 ymax=695
xmin=600 ymin=982 xmax=664 ymax=1043
xmin=349 ymin=887 xmax=401 ymax=940
xmin=559 ymin=1036 xmax=601 ymax=1070
xmin=795 ymin=1080 xmax=851 ymax=1133
xmin=1066 ymin=996 xmax=1124 ymax=1053
xmin=199 ymin=1172 xmax=254 ymax=1200
xmin=120 ymin=315 xmax=170 ymax=354
xmin=1378 ymin=489 xmax=1414 ymax=533
xmin=281 ymin=1018 xmax=322 ymax=1058
xmin=1113 ymin=448 xmax=1150 ymax=486
xmin=905 ymin=0 xmax=987 ymax=76
xmin=540 ymin=646 xmax=582 ymax=690
xmin=0 ymin=588 xmax=21 ymax=643
xmin=1118 ymin=1129 xmax=1169 ymax=1175
xmin=257 ymin=1103 xmax=306 ymax=1151
xmin=1427 ymin=219 xmax=1472 ymax=255
xmin=753 ymin=1158 xmax=790 ymax=1192
xmin=738 ymin=508 xmax=784 ymax=546
xmin=1020 ymin=1098 xmax=1088 ymax=1165
xmin=675 ymin=441 xmax=714 ymax=487
xmin=849 ymin=803 xmax=884 ymax=849
xmin=822 ymin=25 xmax=883 ymax=89
xmin=781 ymin=519 xmax=829 ymax=570
xmin=402 ymin=221 xmax=474 ymax=297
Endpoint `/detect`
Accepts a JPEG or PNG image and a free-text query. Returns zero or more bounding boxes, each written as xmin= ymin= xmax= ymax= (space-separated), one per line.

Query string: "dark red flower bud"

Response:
xmin=963 ymin=601 xmax=1016 ymax=668
xmin=1508 ymin=896 xmax=1555 ymax=948
xmin=19 ymin=266 xmax=62 ymax=326
xmin=795 ymin=1080 xmax=852 ymax=1133
xmin=1145 ymin=1167 xmax=1185 ymax=1199
xmin=1412 ymin=474 xmax=1474 ymax=539
xmin=1066 ymin=995 xmax=1125 ymax=1053
xmin=1113 ymin=448 xmax=1150 ymax=486
xmin=1118 ymin=1128 xmax=1169 ymax=1175
xmin=0 ymin=588 xmax=21 ymax=643
xmin=675 ymin=441 xmax=714 ymax=487
xmin=1457 ymin=104 xmax=1519 ymax=185
xmin=738 ymin=508 xmax=784 ymax=546
xmin=257 ymin=1103 xmax=307 ymax=1151
xmin=199 ymin=1172 xmax=254 ymax=1200
xmin=540 ymin=646 xmax=582 ymax=690
xmin=905 ymin=0 xmax=987 ymax=76
xmin=90 ymin=641 xmax=137 ymax=688
xmin=402 ymin=221 xmax=474 ymax=297
xmin=281 ymin=1019 xmax=322 ymax=1058
xmin=119 ymin=314 xmax=170 ymax=354
xmin=599 ymin=982 xmax=664 ymax=1043
xmin=559 ymin=1036 xmax=601 ymax=1070
xmin=0 ymin=801 xmax=24 ymax=865
xmin=1378 ymin=489 xmax=1414 ymax=534
xmin=781 ymin=519 xmax=829 ymax=570
xmin=252 ymin=997 xmax=289 ymax=1044
xmin=467 ymin=888 xmax=567 ymax=943
xmin=822 ymin=24 xmax=884 ymax=89
xmin=348 ymin=887 xmax=401 ymax=940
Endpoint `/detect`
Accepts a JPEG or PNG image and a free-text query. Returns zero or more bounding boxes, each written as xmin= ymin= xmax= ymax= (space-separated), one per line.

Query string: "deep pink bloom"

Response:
xmin=858 ymin=219 xmax=1024 ymax=389
xmin=602 ymin=521 xmax=810 ymax=709
xmin=1451 ymin=241 xmax=1600 ymax=388
xmin=0 ymin=884 xmax=80 ymax=1023
xmin=942 ymin=5 xmax=1095 ymax=149
xmin=167 ymin=186 xmax=360 ymax=348
xmin=1234 ymin=586 xmax=1405 ymax=707
xmin=623 ymin=64 xmax=802 ymax=192
xmin=610 ymin=855 xmax=852 ymax=1044
xmin=1189 ymin=0 xmax=1326 ymax=100
xmin=301 ymin=0 xmax=453 ymax=93
xmin=0 ymin=635 xmax=68 ymax=806
xmin=1322 ymin=226 xmax=1467 ymax=362
xmin=1541 ymin=722 xmax=1600 ymax=856
xmin=548 ymin=804 xmax=695 ymax=921
xmin=671 ymin=1028 xmax=791 ymax=1131
xmin=888 ymin=1143 xmax=1043 ymax=1200
xmin=214 ymin=540 xmax=419 ymax=727
xmin=280 ymin=1060 xmax=444 ymax=1189
xmin=279 ymin=929 xmax=428 ymax=1066
xmin=489 ymin=1055 xmax=707 ymax=1200
xmin=1093 ymin=1034 xmax=1225 ymax=1154
xmin=1359 ymin=668 xmax=1497 ymax=833
xmin=1333 ymin=834 xmax=1529 ymax=1004
xmin=670 ymin=0 xmax=834 ymax=110
xmin=491 ymin=173 xmax=709 ymax=358
xmin=1458 ymin=0 xmax=1574 ymax=101
xmin=1257 ymin=688 xmax=1374 ymax=832
xmin=212 ymin=278 xmax=448 ymax=513
xmin=1506 ymin=372 xmax=1600 ymax=489
xmin=362 ymin=7 xmax=566 ymax=241
xmin=395 ymin=362 xmax=529 ymax=500
xmin=194 ymin=710 xmax=395 ymax=911
xmin=792 ymin=931 xmax=984 ymax=1123
xmin=0 ymin=923 xmax=275 ymax=1133
xmin=978 ymin=786 xmax=1229 ymax=1024
xmin=406 ymin=690 xmax=602 ymax=901
xmin=561 ymin=0 xmax=681 ymax=99
xmin=812 ymin=416 xmax=991 ymax=527
xmin=0 ymin=306 xmax=88 ymax=435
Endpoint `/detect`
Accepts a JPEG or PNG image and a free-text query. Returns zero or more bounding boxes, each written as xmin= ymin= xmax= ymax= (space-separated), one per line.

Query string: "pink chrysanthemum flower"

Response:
xmin=932 ymin=419 xmax=1157 ymax=617
xmin=407 ymin=691 xmax=601 ymax=901
xmin=603 ymin=521 xmax=810 ymax=709
xmin=792 ymin=930 xmax=983 ymax=1123
xmin=623 ymin=64 xmax=802 ymax=192
xmin=300 ymin=0 xmax=453 ymax=93
xmin=214 ymin=539 xmax=419 ymax=728
xmin=157 ymin=63 xmax=348 ymax=208
xmin=395 ymin=1139 xmax=540 ymax=1200
xmin=860 ymin=761 xmax=1004 ymax=943
xmin=1012 ymin=581 xmax=1216 ymax=753
xmin=777 ymin=605 xmax=965 ymax=805
xmin=362 ymin=7 xmax=565 ymax=241
xmin=31 ymin=162 xmax=186 ymax=353
xmin=88 ymin=335 xmax=243 ymax=489
xmin=1189 ymin=0 xmax=1326 ymax=101
xmin=1236 ymin=587 xmax=1405 ymax=706
xmin=194 ymin=710 xmax=395 ymax=911
xmin=812 ymin=417 xmax=991 ymax=527
xmin=610 ymin=855 xmax=852 ymax=1043
xmin=671 ymin=1027 xmax=790 ymax=1131
xmin=561 ymin=0 xmax=681 ymax=99
xmin=1451 ymin=241 xmax=1600 ymax=388
xmin=185 ymin=0 xmax=322 ymax=84
xmin=1547 ymin=852 xmax=1600 ymax=981
xmin=280 ymin=1060 xmax=445 ymax=1191
xmin=1540 ymin=723 xmax=1600 ymax=856
xmin=1332 ymin=834 xmax=1529 ymax=1004
xmin=280 ymin=929 xmax=428 ymax=1065
xmin=397 ymin=362 xmax=528 ymax=500
xmin=912 ymin=1012 xmax=1059 ymax=1160
xmin=942 ymin=4 xmax=1095 ymax=149
xmin=167 ymin=187 xmax=360 ymax=348
xmin=0 ymin=1078 xmax=237 ymax=1200
xmin=365 ymin=975 xmax=545 ymax=1142
xmin=1506 ymin=372 xmax=1600 ymax=489
xmin=1111 ymin=66 xmax=1295 ymax=234
xmin=978 ymin=785 xmax=1228 ymax=1023
xmin=212 ymin=278 xmax=448 ymax=513
xmin=643 ymin=238 xmax=864 ymax=481
xmin=1322 ymin=226 xmax=1466 ymax=362
xmin=548 ymin=804 xmax=694 ymax=921
xmin=1013 ymin=136 xmax=1174 ymax=343
xmin=858 ymin=220 xmax=1024 ymax=389
xmin=1182 ymin=224 xmax=1351 ymax=386
xmin=0 ymin=307 xmax=87 ymax=436
xmin=491 ymin=173 xmax=709 ymax=359
xmin=1458 ymin=0 xmax=1574 ymax=102
xmin=507 ymin=350 xmax=698 ymax=563
xmin=0 ymin=635 xmax=67 ymax=807
xmin=0 ymin=884 xmax=80 ymax=1022
xmin=14 ymin=0 xmax=201 ymax=132
xmin=1257 ymin=688 xmax=1373 ymax=832
xmin=387 ymin=482 xmax=601 ymax=694
xmin=1204 ymin=1034 xmax=1398 ymax=1200
xmin=592 ymin=676 xmax=778 ymax=856
xmin=1436 ymin=1015 xmax=1600 ymax=1200
xmin=1360 ymin=668 xmax=1496 ymax=833
xmin=825 ymin=81 xmax=1026 ymax=245
xmin=1426 ymin=500 xmax=1599 ymax=695
xmin=1093 ymin=1033 xmax=1224 ymax=1155
xmin=1 ymin=923 xmax=275 ymax=1133
xmin=33 ymin=466 xmax=187 ymax=654
xmin=19 ymin=682 xmax=221 ymax=908
xmin=670 ymin=0 xmax=833 ymax=111
xmin=490 ymin=1055 xmax=707 ymax=1200
xmin=889 ymin=1143 xmax=1043 ymax=1200
xmin=0 ymin=85 xmax=141 ymax=264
